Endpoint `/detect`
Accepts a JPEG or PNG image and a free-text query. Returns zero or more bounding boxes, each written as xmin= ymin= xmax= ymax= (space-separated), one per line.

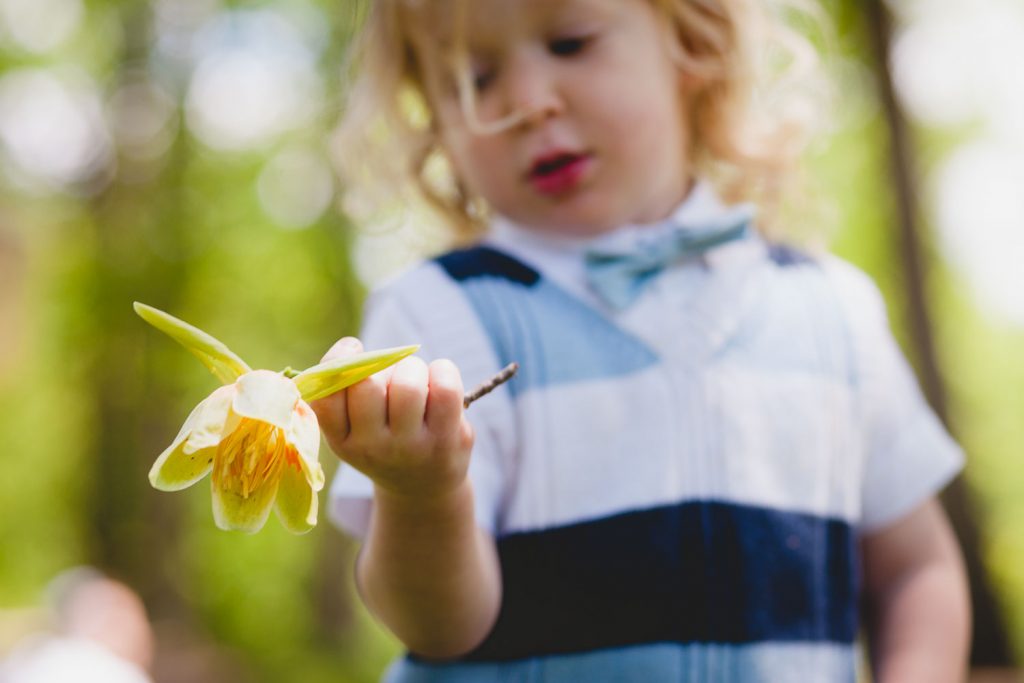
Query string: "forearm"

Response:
xmin=357 ymin=480 xmax=502 ymax=659
xmin=868 ymin=557 xmax=970 ymax=683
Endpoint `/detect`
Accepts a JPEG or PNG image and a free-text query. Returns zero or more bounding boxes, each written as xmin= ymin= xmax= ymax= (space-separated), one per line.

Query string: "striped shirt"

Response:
xmin=330 ymin=183 xmax=964 ymax=682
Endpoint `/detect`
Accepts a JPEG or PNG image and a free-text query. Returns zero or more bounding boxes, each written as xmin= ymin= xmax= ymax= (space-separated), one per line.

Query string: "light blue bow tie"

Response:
xmin=584 ymin=210 xmax=753 ymax=310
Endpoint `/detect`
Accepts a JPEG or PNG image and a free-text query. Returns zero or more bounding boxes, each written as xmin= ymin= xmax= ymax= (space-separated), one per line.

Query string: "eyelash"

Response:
xmin=470 ymin=35 xmax=593 ymax=92
xmin=549 ymin=36 xmax=590 ymax=57
xmin=473 ymin=69 xmax=495 ymax=92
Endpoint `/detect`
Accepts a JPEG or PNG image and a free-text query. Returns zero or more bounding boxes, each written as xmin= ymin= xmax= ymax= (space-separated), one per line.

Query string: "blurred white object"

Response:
xmin=0 ymin=67 xmax=112 ymax=191
xmin=0 ymin=568 xmax=154 ymax=683
xmin=1 ymin=636 xmax=151 ymax=683
xmin=257 ymin=145 xmax=335 ymax=229
xmin=0 ymin=0 xmax=83 ymax=54
xmin=184 ymin=9 xmax=322 ymax=151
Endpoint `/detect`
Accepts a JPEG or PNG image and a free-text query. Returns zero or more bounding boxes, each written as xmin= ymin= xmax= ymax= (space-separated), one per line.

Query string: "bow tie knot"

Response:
xmin=584 ymin=209 xmax=753 ymax=310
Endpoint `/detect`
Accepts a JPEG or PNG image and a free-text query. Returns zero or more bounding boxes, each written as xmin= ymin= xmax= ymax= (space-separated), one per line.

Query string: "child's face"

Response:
xmin=416 ymin=0 xmax=694 ymax=237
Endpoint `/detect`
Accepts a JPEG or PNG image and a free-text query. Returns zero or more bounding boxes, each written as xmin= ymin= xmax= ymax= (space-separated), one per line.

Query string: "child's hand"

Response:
xmin=310 ymin=337 xmax=475 ymax=501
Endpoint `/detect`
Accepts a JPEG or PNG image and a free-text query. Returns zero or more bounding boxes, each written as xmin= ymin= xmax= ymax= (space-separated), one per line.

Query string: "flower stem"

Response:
xmin=463 ymin=362 xmax=519 ymax=409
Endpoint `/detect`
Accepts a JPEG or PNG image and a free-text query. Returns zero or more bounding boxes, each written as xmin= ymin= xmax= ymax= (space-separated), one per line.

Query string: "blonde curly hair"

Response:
xmin=332 ymin=0 xmax=832 ymax=245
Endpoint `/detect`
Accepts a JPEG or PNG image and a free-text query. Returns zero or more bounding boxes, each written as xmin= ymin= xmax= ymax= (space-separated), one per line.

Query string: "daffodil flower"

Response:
xmin=134 ymin=302 xmax=417 ymax=534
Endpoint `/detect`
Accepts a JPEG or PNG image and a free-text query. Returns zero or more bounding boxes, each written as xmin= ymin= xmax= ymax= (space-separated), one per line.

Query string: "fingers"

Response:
xmin=312 ymin=340 xmax=473 ymax=489
xmin=322 ymin=336 xmax=363 ymax=361
xmin=346 ymin=364 xmax=389 ymax=439
xmin=346 ymin=357 xmax=466 ymax=445
xmin=309 ymin=337 xmax=364 ymax=451
xmin=424 ymin=359 xmax=466 ymax=439
xmin=387 ymin=357 xmax=429 ymax=437
xmin=311 ymin=346 xmax=475 ymax=497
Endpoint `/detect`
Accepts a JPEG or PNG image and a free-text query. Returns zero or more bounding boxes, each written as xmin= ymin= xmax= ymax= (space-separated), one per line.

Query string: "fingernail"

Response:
xmin=339 ymin=337 xmax=361 ymax=352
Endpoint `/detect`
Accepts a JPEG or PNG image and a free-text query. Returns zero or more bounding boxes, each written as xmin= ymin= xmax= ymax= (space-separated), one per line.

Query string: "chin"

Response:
xmin=531 ymin=199 xmax=626 ymax=236
xmin=524 ymin=214 xmax=618 ymax=238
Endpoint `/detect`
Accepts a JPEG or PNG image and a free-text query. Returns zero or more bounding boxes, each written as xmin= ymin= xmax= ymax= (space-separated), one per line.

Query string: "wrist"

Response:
xmin=373 ymin=478 xmax=474 ymax=520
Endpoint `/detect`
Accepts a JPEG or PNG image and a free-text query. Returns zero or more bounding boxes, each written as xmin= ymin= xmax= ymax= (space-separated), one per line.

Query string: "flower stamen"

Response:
xmin=212 ymin=418 xmax=287 ymax=499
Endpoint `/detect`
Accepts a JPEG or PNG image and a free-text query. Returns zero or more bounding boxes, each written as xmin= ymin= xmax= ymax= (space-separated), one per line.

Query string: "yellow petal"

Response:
xmin=288 ymin=401 xmax=325 ymax=491
xmin=150 ymin=398 xmax=217 ymax=491
xmin=293 ymin=345 xmax=420 ymax=402
xmin=232 ymin=370 xmax=300 ymax=429
xmin=183 ymin=385 xmax=236 ymax=453
xmin=134 ymin=302 xmax=252 ymax=384
xmin=211 ymin=475 xmax=280 ymax=533
xmin=275 ymin=460 xmax=318 ymax=534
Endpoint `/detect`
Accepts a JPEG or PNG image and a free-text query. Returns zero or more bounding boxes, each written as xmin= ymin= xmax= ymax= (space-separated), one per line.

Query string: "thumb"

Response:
xmin=309 ymin=337 xmax=364 ymax=449
xmin=321 ymin=336 xmax=364 ymax=362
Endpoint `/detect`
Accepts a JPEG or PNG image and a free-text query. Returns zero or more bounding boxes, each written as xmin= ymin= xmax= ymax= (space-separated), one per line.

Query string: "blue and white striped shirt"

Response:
xmin=330 ymin=183 xmax=964 ymax=682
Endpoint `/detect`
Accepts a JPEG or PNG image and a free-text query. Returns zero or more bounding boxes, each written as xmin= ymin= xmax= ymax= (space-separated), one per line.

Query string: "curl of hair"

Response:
xmin=332 ymin=0 xmax=834 ymax=245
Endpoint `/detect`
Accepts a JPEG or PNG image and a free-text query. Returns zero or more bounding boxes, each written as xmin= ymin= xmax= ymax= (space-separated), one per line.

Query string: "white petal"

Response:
xmin=183 ymin=385 xmax=236 ymax=453
xmin=149 ymin=398 xmax=217 ymax=491
xmin=287 ymin=401 xmax=325 ymax=491
xmin=149 ymin=444 xmax=216 ymax=491
xmin=232 ymin=370 xmax=300 ymax=429
xmin=211 ymin=476 xmax=279 ymax=533
xmin=275 ymin=462 xmax=318 ymax=534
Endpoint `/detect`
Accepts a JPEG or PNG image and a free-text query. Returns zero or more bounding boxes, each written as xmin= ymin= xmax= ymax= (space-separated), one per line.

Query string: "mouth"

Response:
xmin=527 ymin=151 xmax=592 ymax=196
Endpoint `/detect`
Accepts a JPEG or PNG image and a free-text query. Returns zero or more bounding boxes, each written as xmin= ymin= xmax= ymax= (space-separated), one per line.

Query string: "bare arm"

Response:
xmin=861 ymin=498 xmax=971 ymax=683
xmin=312 ymin=338 xmax=502 ymax=658
xmin=359 ymin=482 xmax=501 ymax=658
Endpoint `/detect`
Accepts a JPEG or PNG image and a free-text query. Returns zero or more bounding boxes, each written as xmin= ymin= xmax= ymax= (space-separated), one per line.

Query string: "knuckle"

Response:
xmin=322 ymin=436 xmax=345 ymax=459
xmin=337 ymin=434 xmax=378 ymax=465
xmin=430 ymin=381 xmax=462 ymax=408
xmin=349 ymin=374 xmax=386 ymax=402
xmin=436 ymin=452 xmax=468 ymax=484
xmin=460 ymin=419 xmax=475 ymax=448
xmin=310 ymin=393 xmax=345 ymax=422
xmin=409 ymin=430 xmax=434 ymax=454
xmin=389 ymin=372 xmax=427 ymax=400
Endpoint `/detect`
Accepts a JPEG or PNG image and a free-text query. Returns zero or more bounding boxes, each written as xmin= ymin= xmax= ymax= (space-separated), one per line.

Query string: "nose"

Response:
xmin=504 ymin=52 xmax=564 ymax=127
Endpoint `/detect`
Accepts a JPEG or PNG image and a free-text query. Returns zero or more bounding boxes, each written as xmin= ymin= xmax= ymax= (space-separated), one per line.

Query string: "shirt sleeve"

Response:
xmin=826 ymin=258 xmax=965 ymax=533
xmin=328 ymin=264 xmax=514 ymax=540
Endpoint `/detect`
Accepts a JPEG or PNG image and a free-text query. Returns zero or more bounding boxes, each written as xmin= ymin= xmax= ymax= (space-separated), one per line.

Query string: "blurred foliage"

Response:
xmin=0 ymin=0 xmax=1022 ymax=681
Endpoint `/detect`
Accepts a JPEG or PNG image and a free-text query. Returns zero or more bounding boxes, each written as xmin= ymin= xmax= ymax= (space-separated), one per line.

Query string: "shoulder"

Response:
xmin=762 ymin=243 xmax=888 ymax=322
xmin=360 ymin=248 xmax=522 ymax=376
xmin=434 ymin=244 xmax=542 ymax=285
xmin=371 ymin=244 xmax=540 ymax=302
xmin=816 ymin=254 xmax=891 ymax=332
xmin=365 ymin=245 xmax=548 ymax=338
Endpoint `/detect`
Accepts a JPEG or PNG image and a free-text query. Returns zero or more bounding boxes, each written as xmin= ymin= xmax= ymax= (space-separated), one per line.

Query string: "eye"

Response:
xmin=548 ymin=35 xmax=590 ymax=57
xmin=473 ymin=67 xmax=496 ymax=92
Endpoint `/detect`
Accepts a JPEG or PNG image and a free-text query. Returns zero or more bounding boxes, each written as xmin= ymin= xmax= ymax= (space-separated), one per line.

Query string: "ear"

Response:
xmin=658 ymin=13 xmax=707 ymax=94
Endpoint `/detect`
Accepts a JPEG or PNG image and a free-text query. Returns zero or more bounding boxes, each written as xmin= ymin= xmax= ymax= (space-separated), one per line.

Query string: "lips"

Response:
xmin=527 ymin=151 xmax=592 ymax=196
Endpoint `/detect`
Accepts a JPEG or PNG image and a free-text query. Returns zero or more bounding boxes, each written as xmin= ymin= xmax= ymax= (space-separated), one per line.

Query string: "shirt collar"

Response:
xmin=488 ymin=180 xmax=762 ymax=268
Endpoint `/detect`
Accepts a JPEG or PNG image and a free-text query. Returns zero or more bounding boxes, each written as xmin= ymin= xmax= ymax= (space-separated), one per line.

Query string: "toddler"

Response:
xmin=311 ymin=0 xmax=970 ymax=681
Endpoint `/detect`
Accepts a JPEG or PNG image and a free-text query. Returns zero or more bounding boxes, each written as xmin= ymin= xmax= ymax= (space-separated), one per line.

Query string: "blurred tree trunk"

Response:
xmin=82 ymin=2 xmax=192 ymax=623
xmin=862 ymin=0 xmax=1012 ymax=666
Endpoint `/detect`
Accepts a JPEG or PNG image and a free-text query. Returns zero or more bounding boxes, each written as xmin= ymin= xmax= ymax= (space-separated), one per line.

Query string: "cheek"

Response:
xmin=585 ymin=67 xmax=686 ymax=136
xmin=600 ymin=97 xmax=686 ymax=167
xmin=444 ymin=134 xmax=511 ymax=196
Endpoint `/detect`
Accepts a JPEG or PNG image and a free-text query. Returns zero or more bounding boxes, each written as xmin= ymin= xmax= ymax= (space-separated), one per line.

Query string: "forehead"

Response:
xmin=401 ymin=0 xmax=624 ymax=52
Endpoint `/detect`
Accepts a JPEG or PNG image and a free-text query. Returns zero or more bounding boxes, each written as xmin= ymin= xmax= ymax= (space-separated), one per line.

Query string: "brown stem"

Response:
xmin=463 ymin=362 xmax=519 ymax=409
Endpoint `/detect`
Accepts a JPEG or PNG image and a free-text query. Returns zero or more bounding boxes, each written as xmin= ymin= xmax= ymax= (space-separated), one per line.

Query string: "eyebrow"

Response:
xmin=435 ymin=0 xmax=611 ymax=50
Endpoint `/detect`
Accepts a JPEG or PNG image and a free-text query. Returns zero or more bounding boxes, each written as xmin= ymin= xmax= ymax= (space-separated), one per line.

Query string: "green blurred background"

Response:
xmin=0 ymin=0 xmax=1021 ymax=681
